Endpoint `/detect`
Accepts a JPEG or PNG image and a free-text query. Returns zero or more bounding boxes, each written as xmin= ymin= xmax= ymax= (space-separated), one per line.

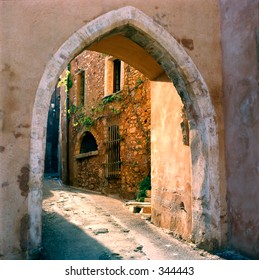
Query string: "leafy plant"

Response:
xmin=136 ymin=175 xmax=151 ymax=202
xmin=66 ymin=73 xmax=149 ymax=141
xmin=83 ymin=116 xmax=92 ymax=128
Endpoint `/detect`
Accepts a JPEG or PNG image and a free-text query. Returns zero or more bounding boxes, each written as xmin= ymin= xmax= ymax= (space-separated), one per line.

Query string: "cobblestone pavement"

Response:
xmin=40 ymin=178 xmax=247 ymax=260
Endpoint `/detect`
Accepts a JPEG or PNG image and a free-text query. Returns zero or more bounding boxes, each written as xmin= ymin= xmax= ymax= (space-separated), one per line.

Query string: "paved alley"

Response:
xmin=41 ymin=178 xmax=227 ymax=260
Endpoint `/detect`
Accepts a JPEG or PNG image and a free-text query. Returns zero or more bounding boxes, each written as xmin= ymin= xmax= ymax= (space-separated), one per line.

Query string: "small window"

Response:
xmin=113 ymin=59 xmax=121 ymax=92
xmin=104 ymin=57 xmax=124 ymax=96
xmin=105 ymin=124 xmax=121 ymax=179
xmin=80 ymin=131 xmax=98 ymax=154
xmin=77 ymin=70 xmax=85 ymax=105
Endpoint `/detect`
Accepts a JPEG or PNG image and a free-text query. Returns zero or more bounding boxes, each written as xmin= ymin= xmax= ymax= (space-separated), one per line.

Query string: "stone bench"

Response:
xmin=124 ymin=201 xmax=151 ymax=215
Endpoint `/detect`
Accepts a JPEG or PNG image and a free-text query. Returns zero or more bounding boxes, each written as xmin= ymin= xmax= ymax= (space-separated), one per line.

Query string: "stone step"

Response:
xmin=141 ymin=206 xmax=151 ymax=214
xmin=125 ymin=201 xmax=151 ymax=206
xmin=125 ymin=201 xmax=151 ymax=214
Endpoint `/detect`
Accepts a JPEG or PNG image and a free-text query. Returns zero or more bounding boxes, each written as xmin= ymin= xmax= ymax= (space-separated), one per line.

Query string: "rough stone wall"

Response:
xmin=68 ymin=51 xmax=105 ymax=185
xmin=66 ymin=50 xmax=151 ymax=199
xmin=118 ymin=66 xmax=151 ymax=198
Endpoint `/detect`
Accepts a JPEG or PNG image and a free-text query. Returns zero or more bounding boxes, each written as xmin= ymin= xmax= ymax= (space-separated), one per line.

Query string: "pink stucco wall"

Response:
xmin=220 ymin=0 xmax=259 ymax=258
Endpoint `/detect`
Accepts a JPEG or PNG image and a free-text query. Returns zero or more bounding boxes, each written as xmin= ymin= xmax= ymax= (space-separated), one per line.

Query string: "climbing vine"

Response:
xmin=68 ymin=90 xmax=123 ymax=129
xmin=67 ymin=76 xmax=146 ymax=133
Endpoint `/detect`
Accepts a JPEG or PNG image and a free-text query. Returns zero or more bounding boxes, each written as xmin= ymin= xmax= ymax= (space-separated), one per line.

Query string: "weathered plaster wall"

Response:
xmin=220 ymin=0 xmax=259 ymax=258
xmin=151 ymin=74 xmax=192 ymax=241
xmin=0 ymin=0 xmax=226 ymax=259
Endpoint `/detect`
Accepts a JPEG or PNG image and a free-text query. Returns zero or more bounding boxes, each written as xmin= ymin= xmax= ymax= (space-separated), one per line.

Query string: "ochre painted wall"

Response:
xmin=151 ymin=74 xmax=192 ymax=241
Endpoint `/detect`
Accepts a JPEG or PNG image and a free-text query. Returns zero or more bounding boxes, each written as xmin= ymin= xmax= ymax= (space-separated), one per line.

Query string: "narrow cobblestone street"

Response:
xmin=40 ymin=178 xmax=226 ymax=260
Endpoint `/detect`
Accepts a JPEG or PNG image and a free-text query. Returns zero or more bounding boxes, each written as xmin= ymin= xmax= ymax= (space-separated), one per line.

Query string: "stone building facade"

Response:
xmin=61 ymin=50 xmax=151 ymax=199
xmin=0 ymin=1 xmax=258 ymax=259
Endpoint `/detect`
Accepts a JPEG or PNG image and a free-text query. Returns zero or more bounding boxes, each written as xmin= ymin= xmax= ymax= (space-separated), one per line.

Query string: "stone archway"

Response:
xmin=29 ymin=6 xmax=225 ymax=256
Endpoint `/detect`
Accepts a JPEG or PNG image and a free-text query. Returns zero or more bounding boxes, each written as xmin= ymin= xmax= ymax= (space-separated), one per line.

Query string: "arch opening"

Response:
xmin=29 ymin=6 xmax=225 ymax=257
xmin=80 ymin=131 xmax=98 ymax=154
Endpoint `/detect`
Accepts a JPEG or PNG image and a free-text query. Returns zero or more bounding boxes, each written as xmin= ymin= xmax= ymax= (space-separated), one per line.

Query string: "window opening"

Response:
xmin=80 ymin=131 xmax=98 ymax=154
xmin=104 ymin=57 xmax=124 ymax=96
xmin=113 ymin=59 xmax=121 ymax=93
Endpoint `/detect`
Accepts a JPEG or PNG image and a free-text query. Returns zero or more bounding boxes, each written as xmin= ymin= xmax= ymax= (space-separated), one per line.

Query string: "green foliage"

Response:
xmin=67 ymin=74 xmax=149 ymax=137
xmin=69 ymin=92 xmax=123 ymax=130
xmin=134 ymin=78 xmax=143 ymax=89
xmin=68 ymin=104 xmax=82 ymax=115
xmin=102 ymin=92 xmax=122 ymax=105
xmin=67 ymin=74 xmax=73 ymax=90
xmin=68 ymin=104 xmax=93 ymax=128
xmin=83 ymin=116 xmax=93 ymax=128
xmin=136 ymin=175 xmax=151 ymax=202
xmin=137 ymin=78 xmax=143 ymax=85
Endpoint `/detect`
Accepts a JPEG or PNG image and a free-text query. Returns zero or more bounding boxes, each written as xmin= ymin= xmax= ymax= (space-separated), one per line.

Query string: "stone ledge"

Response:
xmin=125 ymin=201 xmax=151 ymax=206
xmin=124 ymin=201 xmax=151 ymax=215
xmin=75 ymin=150 xmax=98 ymax=159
